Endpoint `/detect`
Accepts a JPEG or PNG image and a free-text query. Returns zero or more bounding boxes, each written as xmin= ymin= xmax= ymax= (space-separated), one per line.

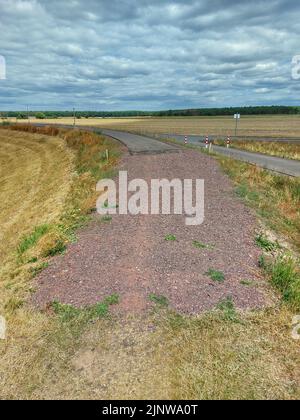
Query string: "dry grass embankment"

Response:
xmin=0 ymin=125 xmax=122 ymax=398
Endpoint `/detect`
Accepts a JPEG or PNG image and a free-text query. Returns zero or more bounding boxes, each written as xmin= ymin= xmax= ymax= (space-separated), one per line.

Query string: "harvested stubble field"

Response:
xmin=15 ymin=114 xmax=300 ymax=138
xmin=0 ymin=125 xmax=299 ymax=400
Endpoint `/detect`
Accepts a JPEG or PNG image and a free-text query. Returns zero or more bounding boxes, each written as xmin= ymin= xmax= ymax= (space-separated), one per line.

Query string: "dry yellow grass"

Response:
xmin=16 ymin=114 xmax=300 ymax=138
xmin=0 ymin=129 xmax=74 ymax=267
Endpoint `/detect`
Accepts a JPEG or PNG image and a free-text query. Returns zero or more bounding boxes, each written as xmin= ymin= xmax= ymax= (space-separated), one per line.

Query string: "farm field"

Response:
xmin=8 ymin=114 xmax=300 ymax=138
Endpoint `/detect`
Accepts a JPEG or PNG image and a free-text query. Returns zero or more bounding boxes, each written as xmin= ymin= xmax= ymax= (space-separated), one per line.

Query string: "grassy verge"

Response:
xmin=218 ymin=157 xmax=300 ymax=250
xmin=1 ymin=125 xmax=120 ymax=309
xmin=217 ymin=156 xmax=300 ymax=312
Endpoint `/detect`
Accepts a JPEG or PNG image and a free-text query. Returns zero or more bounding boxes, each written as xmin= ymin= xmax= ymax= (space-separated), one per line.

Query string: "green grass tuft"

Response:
xmin=255 ymin=234 xmax=280 ymax=252
xmin=149 ymin=293 xmax=169 ymax=307
xmin=165 ymin=234 xmax=177 ymax=242
xmin=101 ymin=215 xmax=112 ymax=222
xmin=240 ymin=280 xmax=255 ymax=287
xmin=52 ymin=294 xmax=120 ymax=323
xmin=217 ymin=297 xmax=239 ymax=322
xmin=206 ymin=269 xmax=225 ymax=283
xmin=17 ymin=225 xmax=50 ymax=255
xmin=193 ymin=240 xmax=215 ymax=250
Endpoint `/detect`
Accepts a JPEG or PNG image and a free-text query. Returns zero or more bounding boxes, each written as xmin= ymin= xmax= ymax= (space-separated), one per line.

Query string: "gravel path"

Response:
xmin=32 ymin=148 xmax=266 ymax=314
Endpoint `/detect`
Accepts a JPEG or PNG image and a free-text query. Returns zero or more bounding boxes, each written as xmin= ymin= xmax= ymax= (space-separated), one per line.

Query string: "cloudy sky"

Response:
xmin=0 ymin=0 xmax=299 ymax=111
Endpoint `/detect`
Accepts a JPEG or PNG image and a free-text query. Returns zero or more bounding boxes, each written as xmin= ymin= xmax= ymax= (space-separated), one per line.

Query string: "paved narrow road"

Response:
xmin=34 ymin=124 xmax=300 ymax=176
xmin=159 ymin=133 xmax=300 ymax=144
xmin=157 ymin=134 xmax=300 ymax=177
xmin=101 ymin=129 xmax=179 ymax=154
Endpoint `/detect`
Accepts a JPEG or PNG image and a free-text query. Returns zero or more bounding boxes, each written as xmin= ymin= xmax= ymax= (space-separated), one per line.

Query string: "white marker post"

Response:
xmin=205 ymin=136 xmax=209 ymax=149
xmin=226 ymin=135 xmax=231 ymax=148
xmin=234 ymin=113 xmax=241 ymax=136
xmin=184 ymin=135 xmax=188 ymax=145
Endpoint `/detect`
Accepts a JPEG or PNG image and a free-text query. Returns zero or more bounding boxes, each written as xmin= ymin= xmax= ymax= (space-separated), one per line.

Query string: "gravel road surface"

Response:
xmin=33 ymin=148 xmax=267 ymax=314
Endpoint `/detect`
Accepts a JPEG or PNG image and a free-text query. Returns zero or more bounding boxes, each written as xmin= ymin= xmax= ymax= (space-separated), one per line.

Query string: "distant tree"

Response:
xmin=35 ymin=112 xmax=46 ymax=119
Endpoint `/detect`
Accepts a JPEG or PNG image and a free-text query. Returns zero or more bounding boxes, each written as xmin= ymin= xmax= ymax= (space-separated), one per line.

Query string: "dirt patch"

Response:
xmin=32 ymin=148 xmax=267 ymax=314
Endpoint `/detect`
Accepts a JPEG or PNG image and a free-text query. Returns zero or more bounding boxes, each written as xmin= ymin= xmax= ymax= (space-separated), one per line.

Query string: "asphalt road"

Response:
xmin=157 ymin=134 xmax=300 ymax=177
xmin=158 ymin=133 xmax=300 ymax=144
xmin=33 ymin=124 xmax=300 ymax=177
xmin=101 ymin=129 xmax=179 ymax=154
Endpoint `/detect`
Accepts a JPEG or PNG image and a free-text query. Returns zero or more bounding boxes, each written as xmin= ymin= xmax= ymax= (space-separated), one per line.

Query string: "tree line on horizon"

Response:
xmin=1 ymin=105 xmax=299 ymax=119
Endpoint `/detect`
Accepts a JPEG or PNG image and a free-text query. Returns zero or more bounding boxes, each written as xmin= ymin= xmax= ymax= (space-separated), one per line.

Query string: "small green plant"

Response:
xmin=103 ymin=293 xmax=119 ymax=305
xmin=52 ymin=293 xmax=119 ymax=323
xmin=165 ymin=234 xmax=177 ymax=242
xmin=217 ymin=297 xmax=239 ymax=322
xmin=240 ymin=280 xmax=255 ymax=287
xmin=259 ymin=253 xmax=300 ymax=310
xmin=101 ymin=215 xmax=112 ymax=222
xmin=27 ymin=257 xmax=38 ymax=264
xmin=269 ymin=256 xmax=300 ymax=309
xmin=29 ymin=262 xmax=49 ymax=278
xmin=193 ymin=240 xmax=215 ymax=250
xmin=255 ymin=234 xmax=280 ymax=252
xmin=206 ymin=269 xmax=225 ymax=282
xmin=52 ymin=301 xmax=82 ymax=322
xmin=258 ymin=254 xmax=267 ymax=269
xmin=43 ymin=238 xmax=66 ymax=257
xmin=17 ymin=224 xmax=50 ymax=255
xmin=149 ymin=293 xmax=169 ymax=307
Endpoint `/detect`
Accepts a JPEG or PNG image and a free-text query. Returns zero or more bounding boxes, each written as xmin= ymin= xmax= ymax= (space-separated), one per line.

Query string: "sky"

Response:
xmin=0 ymin=0 xmax=300 ymax=111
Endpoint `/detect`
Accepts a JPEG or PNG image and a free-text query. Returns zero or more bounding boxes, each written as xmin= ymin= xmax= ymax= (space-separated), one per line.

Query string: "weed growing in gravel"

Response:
xmin=149 ymin=294 xmax=169 ymax=307
xmin=165 ymin=235 xmax=177 ymax=242
xmin=52 ymin=294 xmax=120 ymax=323
xmin=206 ymin=269 xmax=225 ymax=283
xmin=255 ymin=234 xmax=280 ymax=252
xmin=193 ymin=240 xmax=215 ymax=250
xmin=240 ymin=280 xmax=256 ymax=287
xmin=102 ymin=215 xmax=112 ymax=222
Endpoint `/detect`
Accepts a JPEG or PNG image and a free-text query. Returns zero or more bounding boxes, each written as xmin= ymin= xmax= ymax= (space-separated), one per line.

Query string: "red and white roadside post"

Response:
xmin=226 ymin=135 xmax=231 ymax=148
xmin=184 ymin=135 xmax=188 ymax=145
xmin=205 ymin=136 xmax=209 ymax=149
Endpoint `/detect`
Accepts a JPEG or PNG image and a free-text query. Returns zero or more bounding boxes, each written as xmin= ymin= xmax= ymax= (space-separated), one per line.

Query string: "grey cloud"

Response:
xmin=0 ymin=0 xmax=299 ymax=110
